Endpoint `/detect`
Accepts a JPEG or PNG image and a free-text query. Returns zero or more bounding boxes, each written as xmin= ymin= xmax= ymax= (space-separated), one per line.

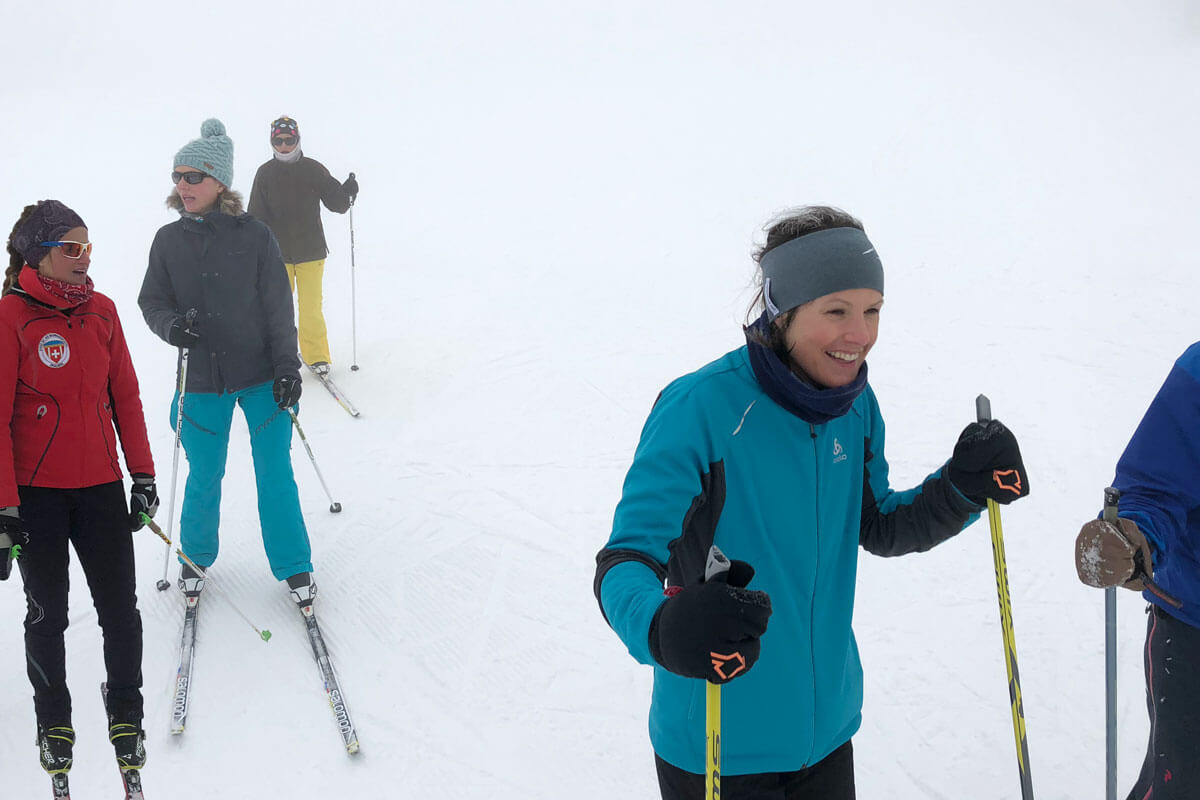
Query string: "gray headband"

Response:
xmin=760 ymin=227 xmax=884 ymax=321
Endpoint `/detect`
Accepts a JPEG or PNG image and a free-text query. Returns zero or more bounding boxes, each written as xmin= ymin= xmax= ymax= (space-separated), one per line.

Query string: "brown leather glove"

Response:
xmin=1075 ymin=517 xmax=1154 ymax=591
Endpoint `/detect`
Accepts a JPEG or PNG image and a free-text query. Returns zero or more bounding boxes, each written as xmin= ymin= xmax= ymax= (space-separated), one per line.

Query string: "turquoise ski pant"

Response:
xmin=171 ymin=381 xmax=312 ymax=581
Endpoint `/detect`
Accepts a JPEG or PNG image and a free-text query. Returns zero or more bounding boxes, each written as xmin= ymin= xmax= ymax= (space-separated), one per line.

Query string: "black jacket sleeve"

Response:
xmin=138 ymin=228 xmax=181 ymax=344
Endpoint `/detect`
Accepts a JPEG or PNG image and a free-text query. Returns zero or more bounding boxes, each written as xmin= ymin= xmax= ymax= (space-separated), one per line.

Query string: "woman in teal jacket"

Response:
xmin=594 ymin=206 xmax=1031 ymax=799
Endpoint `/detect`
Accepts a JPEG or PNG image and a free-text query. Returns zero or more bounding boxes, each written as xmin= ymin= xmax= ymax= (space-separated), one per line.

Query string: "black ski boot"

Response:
xmin=178 ymin=562 xmax=206 ymax=598
xmin=287 ymin=572 xmax=317 ymax=611
xmin=108 ymin=715 xmax=147 ymax=770
xmin=37 ymin=723 xmax=74 ymax=774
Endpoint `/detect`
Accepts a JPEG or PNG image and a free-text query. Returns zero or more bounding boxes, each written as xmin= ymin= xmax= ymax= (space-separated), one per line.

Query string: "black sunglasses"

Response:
xmin=171 ymin=171 xmax=210 ymax=185
xmin=272 ymin=136 xmax=297 ymax=147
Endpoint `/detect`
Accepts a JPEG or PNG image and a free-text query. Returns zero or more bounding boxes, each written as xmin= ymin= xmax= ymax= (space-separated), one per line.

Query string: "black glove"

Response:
xmin=273 ymin=375 xmax=302 ymax=409
xmin=128 ymin=474 xmax=159 ymax=532
xmin=167 ymin=317 xmax=201 ymax=348
xmin=343 ymin=173 xmax=358 ymax=204
xmin=648 ymin=560 xmax=772 ymax=683
xmin=0 ymin=507 xmax=27 ymax=581
xmin=948 ymin=419 xmax=1030 ymax=506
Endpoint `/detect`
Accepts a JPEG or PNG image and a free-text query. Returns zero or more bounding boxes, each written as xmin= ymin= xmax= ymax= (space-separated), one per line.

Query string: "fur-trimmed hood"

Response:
xmin=165 ymin=188 xmax=245 ymax=215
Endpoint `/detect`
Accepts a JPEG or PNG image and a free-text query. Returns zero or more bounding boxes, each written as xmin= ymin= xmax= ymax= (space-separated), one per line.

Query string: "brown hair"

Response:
xmin=4 ymin=204 xmax=38 ymax=295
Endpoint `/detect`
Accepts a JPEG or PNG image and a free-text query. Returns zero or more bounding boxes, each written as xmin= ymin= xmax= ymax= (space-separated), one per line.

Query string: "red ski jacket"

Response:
xmin=0 ymin=267 xmax=154 ymax=507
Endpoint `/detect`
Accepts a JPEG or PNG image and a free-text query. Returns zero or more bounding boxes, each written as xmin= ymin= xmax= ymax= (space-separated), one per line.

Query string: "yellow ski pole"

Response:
xmin=706 ymin=680 xmax=721 ymax=800
xmin=975 ymin=395 xmax=1034 ymax=799
xmin=704 ymin=545 xmax=731 ymax=800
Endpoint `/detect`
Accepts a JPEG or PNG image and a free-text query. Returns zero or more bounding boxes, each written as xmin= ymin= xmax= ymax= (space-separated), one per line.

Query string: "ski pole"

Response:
xmin=704 ymin=545 xmax=731 ymax=800
xmin=348 ymin=181 xmax=359 ymax=372
xmin=1102 ymin=488 xmax=1119 ymax=800
xmin=156 ymin=308 xmax=197 ymax=592
xmin=1100 ymin=487 xmax=1184 ymax=800
xmin=141 ymin=513 xmax=271 ymax=642
xmin=976 ymin=394 xmax=1035 ymax=800
xmin=288 ymin=409 xmax=342 ymax=513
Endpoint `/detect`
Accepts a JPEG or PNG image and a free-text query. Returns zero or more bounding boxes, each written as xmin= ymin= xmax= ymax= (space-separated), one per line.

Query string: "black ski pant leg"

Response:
xmin=16 ymin=486 xmax=74 ymax=727
xmin=655 ymin=740 xmax=855 ymax=800
xmin=1127 ymin=604 xmax=1200 ymax=800
xmin=71 ymin=481 xmax=144 ymax=721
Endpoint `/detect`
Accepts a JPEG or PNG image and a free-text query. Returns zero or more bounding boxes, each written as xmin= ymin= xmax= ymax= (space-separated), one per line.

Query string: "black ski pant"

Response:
xmin=17 ymin=482 xmax=143 ymax=727
xmin=655 ymin=739 xmax=855 ymax=800
xmin=1128 ymin=604 xmax=1200 ymax=800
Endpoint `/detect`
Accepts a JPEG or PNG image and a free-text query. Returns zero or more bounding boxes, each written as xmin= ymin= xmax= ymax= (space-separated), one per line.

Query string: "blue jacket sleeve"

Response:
xmin=595 ymin=383 xmax=713 ymax=665
xmin=1113 ymin=343 xmax=1200 ymax=572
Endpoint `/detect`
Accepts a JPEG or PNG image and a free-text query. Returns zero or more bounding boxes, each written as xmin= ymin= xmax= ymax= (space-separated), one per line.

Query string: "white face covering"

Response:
xmin=273 ymin=145 xmax=302 ymax=164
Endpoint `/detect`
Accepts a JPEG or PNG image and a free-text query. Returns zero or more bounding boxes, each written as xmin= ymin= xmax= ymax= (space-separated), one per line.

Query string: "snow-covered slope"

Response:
xmin=2 ymin=2 xmax=1199 ymax=797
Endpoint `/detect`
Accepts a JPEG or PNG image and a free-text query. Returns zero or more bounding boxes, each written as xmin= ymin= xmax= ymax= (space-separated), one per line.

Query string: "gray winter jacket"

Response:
xmin=139 ymin=191 xmax=301 ymax=395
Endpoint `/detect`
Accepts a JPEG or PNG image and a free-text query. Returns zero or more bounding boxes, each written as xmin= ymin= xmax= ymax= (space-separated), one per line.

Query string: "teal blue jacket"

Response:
xmin=595 ymin=346 xmax=978 ymax=775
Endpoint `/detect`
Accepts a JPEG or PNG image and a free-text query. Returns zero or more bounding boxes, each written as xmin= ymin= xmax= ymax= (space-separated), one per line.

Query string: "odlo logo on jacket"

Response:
xmin=38 ymin=333 xmax=70 ymax=368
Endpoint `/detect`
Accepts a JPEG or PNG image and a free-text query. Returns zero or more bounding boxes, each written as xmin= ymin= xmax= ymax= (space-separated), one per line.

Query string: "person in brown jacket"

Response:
xmin=248 ymin=116 xmax=358 ymax=375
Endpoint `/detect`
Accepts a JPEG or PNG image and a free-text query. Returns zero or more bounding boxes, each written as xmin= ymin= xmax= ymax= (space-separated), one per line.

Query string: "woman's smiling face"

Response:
xmin=780 ymin=288 xmax=883 ymax=388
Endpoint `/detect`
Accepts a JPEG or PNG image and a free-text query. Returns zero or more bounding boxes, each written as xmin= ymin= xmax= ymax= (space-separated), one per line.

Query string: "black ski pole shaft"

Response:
xmin=288 ymin=410 xmax=342 ymax=513
xmin=976 ymin=394 xmax=1035 ymax=800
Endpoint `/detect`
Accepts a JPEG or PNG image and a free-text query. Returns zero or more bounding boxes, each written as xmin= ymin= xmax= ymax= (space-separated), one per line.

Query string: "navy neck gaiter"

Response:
xmin=744 ymin=312 xmax=868 ymax=424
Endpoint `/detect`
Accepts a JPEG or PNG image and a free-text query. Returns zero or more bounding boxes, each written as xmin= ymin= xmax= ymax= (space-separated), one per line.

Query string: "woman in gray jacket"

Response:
xmin=139 ymin=118 xmax=317 ymax=609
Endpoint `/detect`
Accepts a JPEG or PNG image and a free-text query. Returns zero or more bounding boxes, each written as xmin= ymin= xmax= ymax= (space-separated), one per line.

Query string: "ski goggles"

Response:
xmin=40 ymin=240 xmax=93 ymax=259
xmin=171 ymin=170 xmax=211 ymax=185
xmin=271 ymin=136 xmax=297 ymax=147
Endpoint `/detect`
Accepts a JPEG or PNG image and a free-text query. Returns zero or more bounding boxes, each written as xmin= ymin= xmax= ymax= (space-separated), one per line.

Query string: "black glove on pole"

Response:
xmin=0 ymin=507 xmax=27 ymax=581
xmin=167 ymin=310 xmax=200 ymax=348
xmin=343 ymin=173 xmax=359 ymax=204
xmin=273 ymin=375 xmax=302 ymax=410
xmin=129 ymin=474 xmax=159 ymax=532
xmin=948 ymin=417 xmax=1029 ymax=506
xmin=648 ymin=557 xmax=772 ymax=684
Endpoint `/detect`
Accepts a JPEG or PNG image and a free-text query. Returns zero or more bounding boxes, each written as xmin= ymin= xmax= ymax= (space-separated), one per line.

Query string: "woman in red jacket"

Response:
xmin=2 ymin=200 xmax=158 ymax=783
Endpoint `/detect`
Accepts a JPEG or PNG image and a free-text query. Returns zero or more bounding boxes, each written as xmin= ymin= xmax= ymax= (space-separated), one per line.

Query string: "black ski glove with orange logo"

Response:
xmin=648 ymin=560 xmax=772 ymax=684
xmin=948 ymin=419 xmax=1030 ymax=506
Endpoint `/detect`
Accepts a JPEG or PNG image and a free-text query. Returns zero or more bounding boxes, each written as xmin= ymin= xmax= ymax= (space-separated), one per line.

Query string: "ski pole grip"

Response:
xmin=705 ymin=544 xmax=731 ymax=583
xmin=1102 ymin=487 xmax=1120 ymax=525
xmin=184 ymin=307 xmax=198 ymax=331
xmin=975 ymin=394 xmax=992 ymax=424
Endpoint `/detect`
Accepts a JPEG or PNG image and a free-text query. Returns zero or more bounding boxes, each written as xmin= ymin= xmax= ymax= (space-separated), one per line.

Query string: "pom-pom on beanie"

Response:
xmin=174 ymin=118 xmax=235 ymax=188
xmin=271 ymin=116 xmax=299 ymax=140
xmin=8 ymin=200 xmax=86 ymax=268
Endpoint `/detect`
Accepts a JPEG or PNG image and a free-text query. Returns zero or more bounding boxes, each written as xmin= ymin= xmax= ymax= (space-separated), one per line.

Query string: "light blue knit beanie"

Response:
xmin=174 ymin=118 xmax=234 ymax=188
